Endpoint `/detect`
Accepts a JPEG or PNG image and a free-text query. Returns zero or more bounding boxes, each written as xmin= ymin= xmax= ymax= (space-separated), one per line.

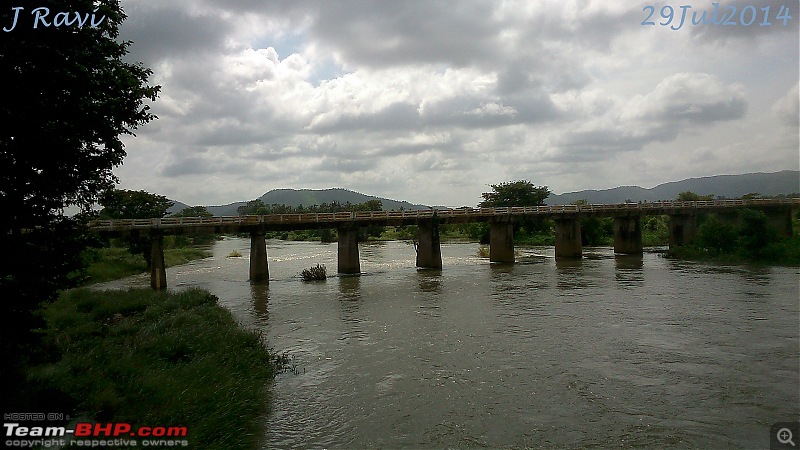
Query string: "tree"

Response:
xmin=238 ymin=199 xmax=268 ymax=215
xmin=676 ymin=191 xmax=714 ymax=201
xmin=174 ymin=206 xmax=214 ymax=218
xmin=0 ymin=0 xmax=159 ymax=402
xmin=574 ymin=200 xmax=613 ymax=246
xmin=99 ymin=190 xmax=172 ymax=268
xmin=99 ymin=189 xmax=173 ymax=219
xmin=479 ymin=180 xmax=551 ymax=208
xmin=480 ymin=180 xmax=552 ymax=236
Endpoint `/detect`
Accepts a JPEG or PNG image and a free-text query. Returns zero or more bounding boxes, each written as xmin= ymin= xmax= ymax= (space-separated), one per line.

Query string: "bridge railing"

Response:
xmin=86 ymin=198 xmax=799 ymax=230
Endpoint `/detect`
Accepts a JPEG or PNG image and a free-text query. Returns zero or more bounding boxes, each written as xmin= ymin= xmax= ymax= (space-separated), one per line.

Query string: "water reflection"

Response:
xmin=338 ymin=275 xmax=362 ymax=302
xmin=614 ymin=255 xmax=644 ymax=288
xmin=250 ymin=283 xmax=270 ymax=326
xmin=738 ymin=267 xmax=772 ymax=286
xmin=416 ymin=270 xmax=443 ymax=294
xmin=555 ymin=257 xmax=587 ymax=291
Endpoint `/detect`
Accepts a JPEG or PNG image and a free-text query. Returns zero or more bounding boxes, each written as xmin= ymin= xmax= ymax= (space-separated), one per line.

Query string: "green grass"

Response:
xmin=28 ymin=288 xmax=280 ymax=449
xmin=82 ymin=247 xmax=212 ymax=285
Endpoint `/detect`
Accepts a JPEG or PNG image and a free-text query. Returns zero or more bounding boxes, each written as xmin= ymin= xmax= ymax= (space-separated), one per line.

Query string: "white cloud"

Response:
xmin=113 ymin=0 xmax=798 ymax=207
xmin=772 ymin=83 xmax=800 ymax=127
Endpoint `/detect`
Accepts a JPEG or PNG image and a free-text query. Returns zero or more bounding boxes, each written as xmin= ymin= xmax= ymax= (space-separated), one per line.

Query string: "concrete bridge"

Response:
xmin=88 ymin=198 xmax=799 ymax=289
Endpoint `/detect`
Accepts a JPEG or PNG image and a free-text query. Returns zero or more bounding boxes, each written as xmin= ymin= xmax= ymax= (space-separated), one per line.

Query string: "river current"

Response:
xmin=95 ymin=237 xmax=799 ymax=448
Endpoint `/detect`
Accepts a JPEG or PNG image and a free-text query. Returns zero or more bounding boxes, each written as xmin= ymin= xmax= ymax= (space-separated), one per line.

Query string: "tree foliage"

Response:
xmin=98 ymin=190 xmax=172 ymax=268
xmin=0 ymin=0 xmax=159 ymax=401
xmin=99 ymin=189 xmax=173 ymax=219
xmin=237 ymin=199 xmax=383 ymax=215
xmin=676 ymin=191 xmax=714 ymax=201
xmin=480 ymin=180 xmax=552 ymax=237
xmin=174 ymin=206 xmax=214 ymax=218
xmin=479 ymin=180 xmax=551 ymax=208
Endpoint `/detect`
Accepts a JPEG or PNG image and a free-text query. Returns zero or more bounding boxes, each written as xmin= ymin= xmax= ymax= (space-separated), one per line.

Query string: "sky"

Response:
xmin=113 ymin=0 xmax=799 ymax=208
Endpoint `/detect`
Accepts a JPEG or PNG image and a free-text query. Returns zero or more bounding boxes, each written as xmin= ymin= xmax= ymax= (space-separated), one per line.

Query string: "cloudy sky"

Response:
xmin=114 ymin=0 xmax=799 ymax=208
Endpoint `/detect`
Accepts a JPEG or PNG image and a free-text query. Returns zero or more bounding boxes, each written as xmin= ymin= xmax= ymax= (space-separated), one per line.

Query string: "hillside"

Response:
xmin=173 ymin=188 xmax=429 ymax=216
xmin=165 ymin=171 xmax=799 ymax=215
xmin=545 ymin=171 xmax=799 ymax=205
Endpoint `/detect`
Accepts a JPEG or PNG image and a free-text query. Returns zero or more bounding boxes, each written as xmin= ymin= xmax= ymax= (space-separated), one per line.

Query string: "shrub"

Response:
xmin=301 ymin=264 xmax=327 ymax=281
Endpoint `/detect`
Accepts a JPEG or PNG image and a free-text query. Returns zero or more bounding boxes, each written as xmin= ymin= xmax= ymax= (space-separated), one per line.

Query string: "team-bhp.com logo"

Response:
xmin=5 ymin=422 xmax=189 ymax=448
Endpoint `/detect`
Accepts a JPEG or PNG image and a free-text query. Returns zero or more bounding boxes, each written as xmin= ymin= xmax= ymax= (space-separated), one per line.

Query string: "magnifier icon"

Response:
xmin=778 ymin=428 xmax=796 ymax=447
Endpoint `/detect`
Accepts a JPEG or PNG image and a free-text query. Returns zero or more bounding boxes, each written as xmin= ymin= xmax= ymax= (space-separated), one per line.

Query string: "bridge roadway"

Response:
xmin=88 ymin=198 xmax=799 ymax=289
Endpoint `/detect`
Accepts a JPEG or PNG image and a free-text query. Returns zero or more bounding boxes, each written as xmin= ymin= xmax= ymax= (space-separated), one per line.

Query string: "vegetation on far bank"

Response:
xmin=666 ymin=210 xmax=800 ymax=266
xmin=229 ymin=185 xmax=799 ymax=267
xmin=78 ymin=235 xmax=214 ymax=285
xmin=25 ymin=288 xmax=282 ymax=449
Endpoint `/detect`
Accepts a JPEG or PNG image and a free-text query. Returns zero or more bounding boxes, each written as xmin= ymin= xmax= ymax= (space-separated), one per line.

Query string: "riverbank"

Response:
xmin=20 ymin=287 xmax=280 ymax=449
xmin=81 ymin=246 xmax=212 ymax=285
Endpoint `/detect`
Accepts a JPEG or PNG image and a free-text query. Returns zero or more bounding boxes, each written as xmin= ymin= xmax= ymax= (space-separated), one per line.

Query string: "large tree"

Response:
xmin=99 ymin=189 xmax=174 ymax=219
xmin=99 ymin=189 xmax=172 ymax=268
xmin=480 ymin=180 xmax=552 ymax=236
xmin=479 ymin=180 xmax=551 ymax=208
xmin=0 ymin=0 xmax=159 ymax=402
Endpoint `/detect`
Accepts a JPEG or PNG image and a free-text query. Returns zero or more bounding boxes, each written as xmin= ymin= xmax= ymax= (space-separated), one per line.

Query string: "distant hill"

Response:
xmin=165 ymin=171 xmax=798 ymax=215
xmin=545 ymin=171 xmax=799 ymax=205
xmin=169 ymin=188 xmax=430 ymax=216
xmin=166 ymin=200 xmax=191 ymax=215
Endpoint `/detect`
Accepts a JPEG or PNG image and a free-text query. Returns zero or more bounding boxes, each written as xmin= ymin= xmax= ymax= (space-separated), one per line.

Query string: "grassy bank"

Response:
xmin=27 ymin=288 xmax=280 ymax=449
xmin=81 ymin=246 xmax=212 ymax=285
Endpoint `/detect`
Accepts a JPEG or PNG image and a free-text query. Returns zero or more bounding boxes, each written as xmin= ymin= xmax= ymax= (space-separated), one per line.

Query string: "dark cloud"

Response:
xmin=120 ymin=3 xmax=232 ymax=64
xmin=308 ymin=0 xmax=503 ymax=69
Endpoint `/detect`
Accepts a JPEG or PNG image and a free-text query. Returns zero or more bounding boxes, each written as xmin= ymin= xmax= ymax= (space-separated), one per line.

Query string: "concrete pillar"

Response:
xmin=249 ymin=232 xmax=269 ymax=283
xmin=554 ymin=218 xmax=582 ymax=258
xmin=489 ymin=220 xmax=514 ymax=263
xmin=416 ymin=220 xmax=442 ymax=269
xmin=764 ymin=207 xmax=794 ymax=238
xmin=338 ymin=226 xmax=361 ymax=274
xmin=669 ymin=214 xmax=697 ymax=250
xmin=150 ymin=234 xmax=167 ymax=290
xmin=614 ymin=216 xmax=643 ymax=255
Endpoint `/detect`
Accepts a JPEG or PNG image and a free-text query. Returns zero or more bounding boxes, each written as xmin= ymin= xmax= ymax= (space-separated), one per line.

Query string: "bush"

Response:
xmin=301 ymin=264 xmax=327 ymax=281
xmin=28 ymin=288 xmax=278 ymax=449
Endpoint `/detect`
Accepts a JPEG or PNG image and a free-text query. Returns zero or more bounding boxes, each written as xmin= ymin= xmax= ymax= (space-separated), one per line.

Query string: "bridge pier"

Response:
xmin=765 ymin=206 xmax=794 ymax=238
xmin=249 ymin=232 xmax=269 ymax=283
xmin=416 ymin=220 xmax=442 ymax=269
xmin=489 ymin=220 xmax=514 ymax=263
xmin=554 ymin=218 xmax=582 ymax=258
xmin=669 ymin=213 xmax=697 ymax=250
xmin=338 ymin=225 xmax=361 ymax=274
xmin=150 ymin=234 xmax=167 ymax=290
xmin=614 ymin=216 xmax=643 ymax=255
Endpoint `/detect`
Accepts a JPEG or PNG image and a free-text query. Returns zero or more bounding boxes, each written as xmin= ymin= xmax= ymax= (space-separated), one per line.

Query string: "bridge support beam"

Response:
xmin=249 ymin=232 xmax=269 ymax=283
xmin=150 ymin=234 xmax=167 ymax=290
xmin=416 ymin=220 xmax=442 ymax=269
xmin=338 ymin=226 xmax=361 ymax=274
xmin=614 ymin=216 xmax=643 ymax=255
xmin=490 ymin=220 xmax=514 ymax=263
xmin=669 ymin=213 xmax=696 ymax=250
xmin=554 ymin=218 xmax=582 ymax=258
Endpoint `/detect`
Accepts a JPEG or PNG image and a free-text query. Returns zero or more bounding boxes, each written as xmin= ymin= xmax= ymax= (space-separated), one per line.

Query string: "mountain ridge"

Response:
xmin=167 ymin=170 xmax=799 ymax=214
xmin=544 ymin=170 xmax=799 ymax=205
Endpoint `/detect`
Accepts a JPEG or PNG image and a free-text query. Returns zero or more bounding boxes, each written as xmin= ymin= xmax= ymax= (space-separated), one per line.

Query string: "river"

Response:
xmin=95 ymin=237 xmax=799 ymax=448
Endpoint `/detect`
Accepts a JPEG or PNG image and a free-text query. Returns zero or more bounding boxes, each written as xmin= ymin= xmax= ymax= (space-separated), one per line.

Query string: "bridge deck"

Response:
xmin=87 ymin=198 xmax=799 ymax=233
